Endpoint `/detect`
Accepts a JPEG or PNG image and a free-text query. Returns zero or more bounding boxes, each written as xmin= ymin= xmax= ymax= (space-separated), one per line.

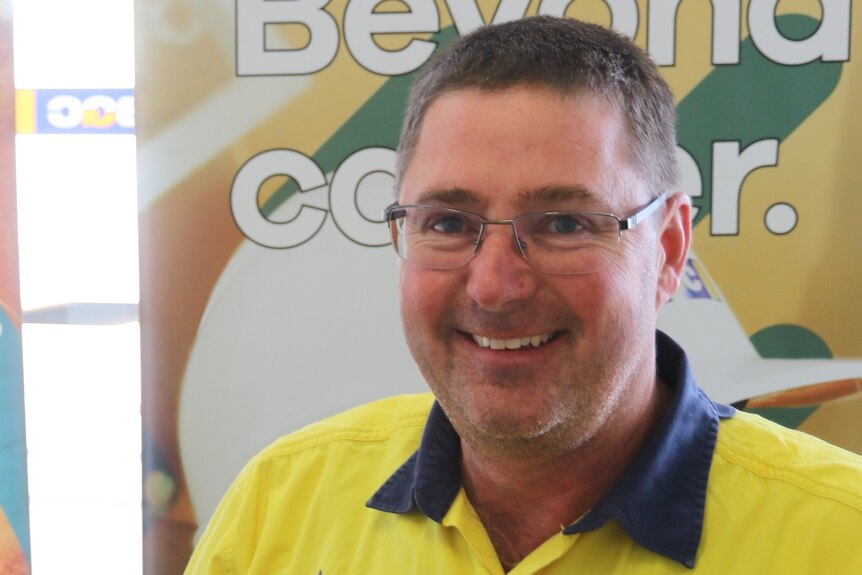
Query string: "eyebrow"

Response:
xmin=515 ymin=185 xmax=596 ymax=209
xmin=412 ymin=187 xmax=478 ymax=206
xmin=409 ymin=184 xmax=599 ymax=210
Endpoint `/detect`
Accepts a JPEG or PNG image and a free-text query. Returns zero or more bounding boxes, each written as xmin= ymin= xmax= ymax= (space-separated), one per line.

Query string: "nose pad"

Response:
xmin=466 ymin=224 xmax=537 ymax=310
xmin=474 ymin=222 xmax=528 ymax=262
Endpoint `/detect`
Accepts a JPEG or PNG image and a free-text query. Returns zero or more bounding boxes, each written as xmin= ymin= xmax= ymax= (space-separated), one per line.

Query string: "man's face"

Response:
xmin=398 ymin=86 xmax=685 ymax=457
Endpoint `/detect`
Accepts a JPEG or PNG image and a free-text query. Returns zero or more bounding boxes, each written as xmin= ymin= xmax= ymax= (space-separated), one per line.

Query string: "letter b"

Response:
xmin=237 ymin=0 xmax=339 ymax=75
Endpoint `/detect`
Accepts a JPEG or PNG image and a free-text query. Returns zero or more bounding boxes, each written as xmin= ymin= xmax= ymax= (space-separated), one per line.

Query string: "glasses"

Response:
xmin=383 ymin=193 xmax=667 ymax=275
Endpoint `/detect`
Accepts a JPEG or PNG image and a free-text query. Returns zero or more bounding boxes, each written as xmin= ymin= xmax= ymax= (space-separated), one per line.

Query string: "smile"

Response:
xmin=470 ymin=332 xmax=555 ymax=350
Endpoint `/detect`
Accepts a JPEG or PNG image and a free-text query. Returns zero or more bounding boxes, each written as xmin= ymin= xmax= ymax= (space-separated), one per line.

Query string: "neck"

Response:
xmin=460 ymin=376 xmax=672 ymax=571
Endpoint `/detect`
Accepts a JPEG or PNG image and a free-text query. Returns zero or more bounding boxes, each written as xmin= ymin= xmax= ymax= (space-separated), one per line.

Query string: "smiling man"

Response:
xmin=393 ymin=79 xmax=687 ymax=566
xmin=186 ymin=16 xmax=862 ymax=574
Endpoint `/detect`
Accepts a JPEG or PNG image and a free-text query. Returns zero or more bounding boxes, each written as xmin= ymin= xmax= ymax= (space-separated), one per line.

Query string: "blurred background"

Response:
xmin=3 ymin=2 xmax=860 ymax=574
xmin=5 ymin=0 xmax=141 ymax=573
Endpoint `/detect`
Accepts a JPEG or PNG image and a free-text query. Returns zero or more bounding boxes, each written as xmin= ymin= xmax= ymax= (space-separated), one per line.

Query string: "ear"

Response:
xmin=655 ymin=191 xmax=692 ymax=310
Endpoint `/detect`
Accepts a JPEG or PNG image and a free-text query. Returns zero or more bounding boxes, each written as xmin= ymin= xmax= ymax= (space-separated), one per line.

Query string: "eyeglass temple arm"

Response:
xmin=619 ymin=193 xmax=668 ymax=230
xmin=383 ymin=202 xmax=403 ymax=221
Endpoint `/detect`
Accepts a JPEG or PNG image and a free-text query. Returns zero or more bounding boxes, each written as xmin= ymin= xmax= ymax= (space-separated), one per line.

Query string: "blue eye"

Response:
xmin=432 ymin=216 xmax=467 ymax=234
xmin=551 ymin=216 xmax=584 ymax=234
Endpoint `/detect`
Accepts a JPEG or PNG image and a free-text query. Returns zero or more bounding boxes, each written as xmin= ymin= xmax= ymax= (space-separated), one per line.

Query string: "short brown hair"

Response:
xmin=397 ymin=16 xmax=679 ymax=196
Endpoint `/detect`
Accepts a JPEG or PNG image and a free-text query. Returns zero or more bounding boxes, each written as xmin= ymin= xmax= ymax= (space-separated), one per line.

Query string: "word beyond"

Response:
xmin=237 ymin=0 xmax=851 ymax=76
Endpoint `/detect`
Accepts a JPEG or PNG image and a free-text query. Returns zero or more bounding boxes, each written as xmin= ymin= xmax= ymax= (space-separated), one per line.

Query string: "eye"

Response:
xmin=431 ymin=215 xmax=468 ymax=234
xmin=426 ymin=212 xmax=475 ymax=235
xmin=537 ymin=214 xmax=588 ymax=235
xmin=549 ymin=215 xmax=585 ymax=234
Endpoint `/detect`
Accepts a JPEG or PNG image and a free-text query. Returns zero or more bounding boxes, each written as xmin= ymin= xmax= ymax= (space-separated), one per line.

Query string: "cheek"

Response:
xmin=399 ymin=267 xmax=454 ymax=331
xmin=581 ymin=275 xmax=631 ymax=328
xmin=574 ymin=256 xmax=657 ymax=330
xmin=611 ymin=245 xmax=662 ymax=326
xmin=398 ymin=268 xmax=420 ymax=326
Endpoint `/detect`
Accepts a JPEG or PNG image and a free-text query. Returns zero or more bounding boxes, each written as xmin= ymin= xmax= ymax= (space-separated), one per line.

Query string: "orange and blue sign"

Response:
xmin=16 ymin=89 xmax=135 ymax=134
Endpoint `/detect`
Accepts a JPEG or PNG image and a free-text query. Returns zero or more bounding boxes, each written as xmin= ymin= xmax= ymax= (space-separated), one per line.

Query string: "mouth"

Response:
xmin=470 ymin=332 xmax=556 ymax=350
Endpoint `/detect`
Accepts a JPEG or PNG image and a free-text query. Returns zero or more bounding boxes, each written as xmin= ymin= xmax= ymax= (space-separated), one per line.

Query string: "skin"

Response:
xmin=398 ymin=86 xmax=692 ymax=568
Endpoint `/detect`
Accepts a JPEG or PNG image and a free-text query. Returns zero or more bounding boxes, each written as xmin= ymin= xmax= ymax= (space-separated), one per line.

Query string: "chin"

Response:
xmin=457 ymin=401 xmax=591 ymax=458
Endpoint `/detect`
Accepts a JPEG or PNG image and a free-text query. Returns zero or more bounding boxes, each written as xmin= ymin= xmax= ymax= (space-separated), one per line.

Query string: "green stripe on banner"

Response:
xmin=677 ymin=14 xmax=843 ymax=227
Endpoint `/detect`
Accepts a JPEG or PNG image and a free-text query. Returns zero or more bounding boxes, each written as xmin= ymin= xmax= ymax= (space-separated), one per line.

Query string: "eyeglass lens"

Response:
xmin=388 ymin=206 xmax=623 ymax=274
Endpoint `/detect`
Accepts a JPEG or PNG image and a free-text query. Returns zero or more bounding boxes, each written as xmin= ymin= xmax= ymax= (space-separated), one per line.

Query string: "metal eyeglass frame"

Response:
xmin=382 ymin=192 xmax=668 ymax=273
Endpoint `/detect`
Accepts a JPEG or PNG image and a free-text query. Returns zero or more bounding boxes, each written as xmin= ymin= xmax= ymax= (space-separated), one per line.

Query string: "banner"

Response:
xmin=0 ymin=1 xmax=32 ymax=573
xmin=135 ymin=1 xmax=862 ymax=572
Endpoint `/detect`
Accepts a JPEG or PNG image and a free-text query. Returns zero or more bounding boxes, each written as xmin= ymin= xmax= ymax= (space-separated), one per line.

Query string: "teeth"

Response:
xmin=471 ymin=332 xmax=555 ymax=350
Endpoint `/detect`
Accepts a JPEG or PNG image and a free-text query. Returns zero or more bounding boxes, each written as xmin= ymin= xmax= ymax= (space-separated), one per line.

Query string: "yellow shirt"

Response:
xmin=186 ymin=336 xmax=862 ymax=573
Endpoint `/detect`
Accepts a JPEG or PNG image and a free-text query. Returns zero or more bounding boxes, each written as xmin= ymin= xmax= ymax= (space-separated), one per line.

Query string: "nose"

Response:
xmin=465 ymin=225 xmax=538 ymax=311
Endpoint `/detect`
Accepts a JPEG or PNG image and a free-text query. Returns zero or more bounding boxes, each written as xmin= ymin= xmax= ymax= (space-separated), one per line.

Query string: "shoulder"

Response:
xmin=186 ymin=394 xmax=435 ymax=571
xmin=714 ymin=410 xmax=862 ymax=512
xmin=263 ymin=392 xmax=434 ymax=451
xmin=248 ymin=392 xmax=434 ymax=465
xmin=693 ymin=412 xmax=862 ymax=572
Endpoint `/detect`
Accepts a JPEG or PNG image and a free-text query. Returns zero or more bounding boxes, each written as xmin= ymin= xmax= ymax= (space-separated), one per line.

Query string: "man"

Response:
xmin=186 ymin=16 xmax=862 ymax=574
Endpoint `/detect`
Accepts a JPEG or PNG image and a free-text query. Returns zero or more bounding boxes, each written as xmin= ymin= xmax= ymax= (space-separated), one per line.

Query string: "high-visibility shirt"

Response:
xmin=185 ymin=333 xmax=862 ymax=574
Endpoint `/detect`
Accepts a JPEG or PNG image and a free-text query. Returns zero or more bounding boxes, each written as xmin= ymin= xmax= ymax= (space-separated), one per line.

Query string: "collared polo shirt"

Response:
xmin=367 ymin=331 xmax=735 ymax=568
xmin=185 ymin=333 xmax=862 ymax=574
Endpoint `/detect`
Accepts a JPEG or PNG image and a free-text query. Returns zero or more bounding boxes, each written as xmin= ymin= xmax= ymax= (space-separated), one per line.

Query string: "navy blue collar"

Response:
xmin=367 ymin=331 xmax=734 ymax=568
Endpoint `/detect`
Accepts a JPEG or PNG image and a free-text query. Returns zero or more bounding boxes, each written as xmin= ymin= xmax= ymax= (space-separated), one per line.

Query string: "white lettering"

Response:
xmin=712 ymin=0 xmax=741 ymax=65
xmin=236 ymin=0 xmax=339 ymax=75
xmin=232 ymin=147 xmax=399 ymax=248
xmin=231 ymin=150 xmax=329 ymax=248
xmin=233 ymin=0 xmax=855 ymax=75
xmin=46 ymin=95 xmax=83 ymax=129
xmin=749 ymin=0 xmax=850 ymax=65
xmin=232 ymin=140 xmax=788 ymax=246
xmin=329 ymin=147 xmax=395 ymax=246
xmin=711 ymin=139 xmax=779 ymax=236
xmin=647 ymin=0 xmax=682 ymax=66
xmin=345 ymin=0 xmax=439 ymax=76
xmin=648 ymin=0 xmax=741 ymax=66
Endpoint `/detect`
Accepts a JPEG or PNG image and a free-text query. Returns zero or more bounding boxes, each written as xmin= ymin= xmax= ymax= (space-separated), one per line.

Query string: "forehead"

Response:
xmin=400 ymin=86 xmax=644 ymax=211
